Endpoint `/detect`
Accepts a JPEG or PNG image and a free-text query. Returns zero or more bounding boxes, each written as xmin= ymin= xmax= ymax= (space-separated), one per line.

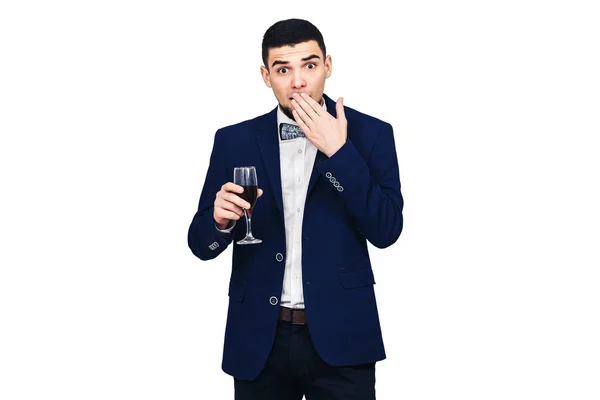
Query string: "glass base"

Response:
xmin=236 ymin=237 xmax=262 ymax=245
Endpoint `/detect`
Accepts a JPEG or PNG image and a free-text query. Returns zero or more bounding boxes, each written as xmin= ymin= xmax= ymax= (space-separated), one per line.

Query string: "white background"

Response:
xmin=1 ymin=0 xmax=599 ymax=399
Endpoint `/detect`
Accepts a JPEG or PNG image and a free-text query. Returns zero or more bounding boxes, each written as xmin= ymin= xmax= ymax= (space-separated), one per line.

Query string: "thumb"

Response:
xmin=336 ymin=97 xmax=346 ymax=121
xmin=257 ymin=188 xmax=264 ymax=198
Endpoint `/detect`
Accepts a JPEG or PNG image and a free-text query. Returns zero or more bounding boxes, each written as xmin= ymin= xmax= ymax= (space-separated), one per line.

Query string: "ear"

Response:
xmin=260 ymin=65 xmax=272 ymax=88
xmin=325 ymin=55 xmax=332 ymax=79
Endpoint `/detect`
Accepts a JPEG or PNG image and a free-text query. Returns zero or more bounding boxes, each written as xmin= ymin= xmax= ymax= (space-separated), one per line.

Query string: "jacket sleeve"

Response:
xmin=315 ymin=122 xmax=403 ymax=249
xmin=188 ymin=129 xmax=235 ymax=260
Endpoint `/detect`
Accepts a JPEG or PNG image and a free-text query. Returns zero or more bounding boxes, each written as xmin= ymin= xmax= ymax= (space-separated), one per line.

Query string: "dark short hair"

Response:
xmin=261 ymin=18 xmax=327 ymax=68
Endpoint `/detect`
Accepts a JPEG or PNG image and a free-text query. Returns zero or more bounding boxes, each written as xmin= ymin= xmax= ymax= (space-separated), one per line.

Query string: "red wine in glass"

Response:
xmin=238 ymin=185 xmax=258 ymax=217
xmin=233 ymin=167 xmax=262 ymax=245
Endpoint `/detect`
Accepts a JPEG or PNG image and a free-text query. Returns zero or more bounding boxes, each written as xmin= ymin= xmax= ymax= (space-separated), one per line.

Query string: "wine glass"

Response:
xmin=234 ymin=166 xmax=262 ymax=245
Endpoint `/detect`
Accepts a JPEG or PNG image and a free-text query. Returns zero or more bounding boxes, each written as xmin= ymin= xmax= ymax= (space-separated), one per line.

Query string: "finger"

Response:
xmin=292 ymin=109 xmax=312 ymax=137
xmin=226 ymin=193 xmax=251 ymax=210
xmin=291 ymin=99 xmax=313 ymax=128
xmin=217 ymin=187 xmax=248 ymax=208
xmin=336 ymin=97 xmax=346 ymax=121
xmin=215 ymin=209 xmax=242 ymax=221
xmin=225 ymin=192 xmax=251 ymax=209
xmin=215 ymin=199 xmax=244 ymax=215
xmin=257 ymin=188 xmax=263 ymax=198
xmin=292 ymin=93 xmax=319 ymax=120
xmin=300 ymin=93 xmax=324 ymax=117
xmin=223 ymin=182 xmax=244 ymax=194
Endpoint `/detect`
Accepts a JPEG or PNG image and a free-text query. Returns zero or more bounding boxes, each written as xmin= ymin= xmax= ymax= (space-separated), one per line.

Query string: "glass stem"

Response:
xmin=244 ymin=209 xmax=253 ymax=238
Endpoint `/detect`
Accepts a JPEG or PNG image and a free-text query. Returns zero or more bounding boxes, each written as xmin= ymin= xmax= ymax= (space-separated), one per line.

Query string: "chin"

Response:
xmin=280 ymin=105 xmax=295 ymax=120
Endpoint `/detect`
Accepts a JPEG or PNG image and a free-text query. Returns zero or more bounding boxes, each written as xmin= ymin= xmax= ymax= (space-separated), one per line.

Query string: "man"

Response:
xmin=188 ymin=18 xmax=403 ymax=399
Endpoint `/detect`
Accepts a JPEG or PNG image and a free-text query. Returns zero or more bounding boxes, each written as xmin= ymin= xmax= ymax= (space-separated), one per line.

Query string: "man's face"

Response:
xmin=260 ymin=40 xmax=332 ymax=120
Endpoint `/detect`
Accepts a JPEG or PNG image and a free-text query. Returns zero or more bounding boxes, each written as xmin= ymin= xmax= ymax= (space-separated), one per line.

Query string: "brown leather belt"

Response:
xmin=278 ymin=306 xmax=307 ymax=324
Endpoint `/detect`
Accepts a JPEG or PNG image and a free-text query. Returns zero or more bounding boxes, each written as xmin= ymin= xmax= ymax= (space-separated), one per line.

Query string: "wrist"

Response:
xmin=326 ymin=140 xmax=346 ymax=157
xmin=215 ymin=219 xmax=228 ymax=230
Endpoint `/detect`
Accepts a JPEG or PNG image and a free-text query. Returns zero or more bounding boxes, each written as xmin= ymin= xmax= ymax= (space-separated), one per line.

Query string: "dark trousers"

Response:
xmin=234 ymin=320 xmax=376 ymax=400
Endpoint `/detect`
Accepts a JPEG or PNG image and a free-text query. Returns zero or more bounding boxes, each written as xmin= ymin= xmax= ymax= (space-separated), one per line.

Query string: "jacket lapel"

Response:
xmin=255 ymin=107 xmax=285 ymax=225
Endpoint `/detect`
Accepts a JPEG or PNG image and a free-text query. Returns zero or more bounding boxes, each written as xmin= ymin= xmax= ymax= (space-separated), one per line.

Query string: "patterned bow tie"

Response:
xmin=279 ymin=123 xmax=306 ymax=141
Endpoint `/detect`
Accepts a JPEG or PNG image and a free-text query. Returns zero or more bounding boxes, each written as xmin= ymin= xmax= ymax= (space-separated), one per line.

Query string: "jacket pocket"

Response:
xmin=228 ymin=281 xmax=247 ymax=302
xmin=339 ymin=268 xmax=376 ymax=289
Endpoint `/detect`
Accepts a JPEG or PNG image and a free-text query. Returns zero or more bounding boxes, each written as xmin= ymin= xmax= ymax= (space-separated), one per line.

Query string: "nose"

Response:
xmin=291 ymin=70 xmax=306 ymax=89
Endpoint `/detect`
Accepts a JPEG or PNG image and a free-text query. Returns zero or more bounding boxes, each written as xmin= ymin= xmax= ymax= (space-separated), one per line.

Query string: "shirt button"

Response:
xmin=269 ymin=296 xmax=278 ymax=306
xmin=298 ymin=149 xmax=303 ymax=154
xmin=297 ymin=208 xmax=301 ymax=212
xmin=275 ymin=253 xmax=283 ymax=262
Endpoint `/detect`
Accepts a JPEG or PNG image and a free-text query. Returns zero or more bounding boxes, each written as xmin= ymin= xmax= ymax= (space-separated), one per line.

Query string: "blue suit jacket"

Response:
xmin=188 ymin=93 xmax=403 ymax=380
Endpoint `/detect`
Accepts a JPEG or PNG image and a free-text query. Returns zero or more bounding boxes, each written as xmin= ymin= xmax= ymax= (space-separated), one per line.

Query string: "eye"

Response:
xmin=306 ymin=63 xmax=316 ymax=69
xmin=277 ymin=67 xmax=289 ymax=74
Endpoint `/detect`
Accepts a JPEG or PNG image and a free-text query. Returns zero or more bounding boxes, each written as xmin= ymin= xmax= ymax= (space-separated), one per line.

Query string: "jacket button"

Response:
xmin=325 ymin=172 xmax=332 ymax=178
xmin=337 ymin=186 xmax=344 ymax=192
xmin=269 ymin=296 xmax=278 ymax=305
xmin=275 ymin=253 xmax=283 ymax=262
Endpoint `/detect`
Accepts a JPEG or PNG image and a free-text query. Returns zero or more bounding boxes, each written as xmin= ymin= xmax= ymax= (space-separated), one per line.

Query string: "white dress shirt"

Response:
xmin=217 ymin=100 xmax=326 ymax=310
xmin=277 ymin=103 xmax=324 ymax=309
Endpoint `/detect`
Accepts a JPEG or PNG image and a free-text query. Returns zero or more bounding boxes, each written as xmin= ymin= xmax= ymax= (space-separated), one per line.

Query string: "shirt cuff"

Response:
xmin=215 ymin=220 xmax=236 ymax=233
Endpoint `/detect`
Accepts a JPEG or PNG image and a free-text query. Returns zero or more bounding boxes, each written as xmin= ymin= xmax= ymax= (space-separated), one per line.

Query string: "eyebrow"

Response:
xmin=271 ymin=54 xmax=321 ymax=68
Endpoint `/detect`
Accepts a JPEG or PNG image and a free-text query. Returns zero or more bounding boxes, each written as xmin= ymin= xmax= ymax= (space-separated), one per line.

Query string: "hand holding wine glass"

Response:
xmin=214 ymin=183 xmax=263 ymax=229
xmin=213 ymin=166 xmax=263 ymax=244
